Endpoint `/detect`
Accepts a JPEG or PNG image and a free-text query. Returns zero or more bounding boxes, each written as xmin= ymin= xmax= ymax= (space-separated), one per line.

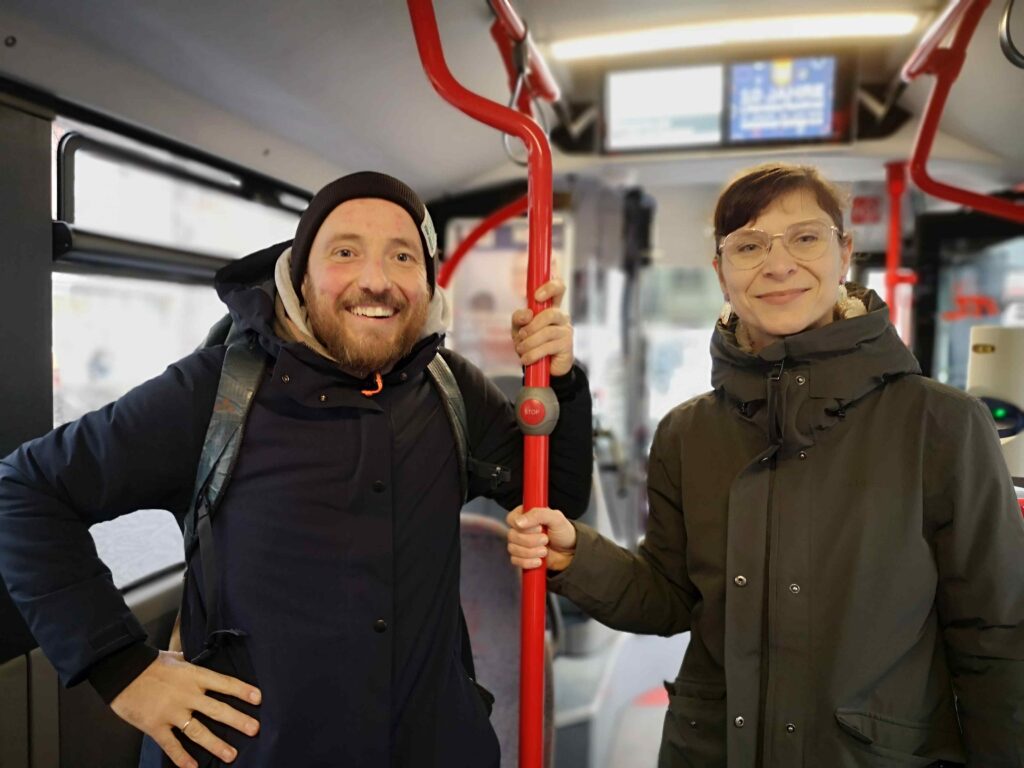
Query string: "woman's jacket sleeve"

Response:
xmin=931 ymin=397 xmax=1024 ymax=764
xmin=547 ymin=416 xmax=696 ymax=635
xmin=0 ymin=349 xmax=222 ymax=688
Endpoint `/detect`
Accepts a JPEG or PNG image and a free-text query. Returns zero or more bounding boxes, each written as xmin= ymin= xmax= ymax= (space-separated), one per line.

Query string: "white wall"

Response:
xmin=648 ymin=184 xmax=721 ymax=269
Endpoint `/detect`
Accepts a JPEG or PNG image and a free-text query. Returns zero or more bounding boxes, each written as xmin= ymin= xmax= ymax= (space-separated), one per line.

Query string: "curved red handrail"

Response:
xmin=406 ymin=3 xmax=554 ymax=767
xmin=903 ymin=0 xmax=1024 ymax=223
xmin=437 ymin=195 xmax=529 ymax=289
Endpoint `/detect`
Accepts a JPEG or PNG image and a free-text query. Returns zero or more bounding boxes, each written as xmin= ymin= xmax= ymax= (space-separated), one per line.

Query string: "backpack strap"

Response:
xmin=185 ymin=339 xmax=267 ymax=653
xmin=426 ymin=352 xmax=512 ymax=505
xmin=426 ymin=353 xmax=470 ymax=505
xmin=427 ymin=351 xmax=507 ymax=709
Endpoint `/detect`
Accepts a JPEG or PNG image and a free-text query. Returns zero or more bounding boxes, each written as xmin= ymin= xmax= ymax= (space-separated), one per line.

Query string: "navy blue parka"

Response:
xmin=0 ymin=242 xmax=593 ymax=767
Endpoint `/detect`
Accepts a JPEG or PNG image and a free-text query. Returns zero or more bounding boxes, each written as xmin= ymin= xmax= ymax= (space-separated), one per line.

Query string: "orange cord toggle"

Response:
xmin=361 ymin=372 xmax=384 ymax=397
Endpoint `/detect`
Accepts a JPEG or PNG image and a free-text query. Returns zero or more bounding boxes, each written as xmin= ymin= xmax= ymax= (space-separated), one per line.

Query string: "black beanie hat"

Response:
xmin=290 ymin=171 xmax=437 ymax=296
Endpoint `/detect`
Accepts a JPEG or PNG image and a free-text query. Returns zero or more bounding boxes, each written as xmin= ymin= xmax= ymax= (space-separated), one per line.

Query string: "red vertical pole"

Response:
xmin=406 ymin=3 xmax=554 ymax=766
xmin=885 ymin=160 xmax=907 ymax=323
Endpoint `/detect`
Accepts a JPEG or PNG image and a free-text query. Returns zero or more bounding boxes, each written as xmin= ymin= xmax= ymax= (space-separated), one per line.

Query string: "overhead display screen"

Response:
xmin=605 ymin=65 xmax=723 ymax=151
xmin=729 ymin=56 xmax=837 ymax=142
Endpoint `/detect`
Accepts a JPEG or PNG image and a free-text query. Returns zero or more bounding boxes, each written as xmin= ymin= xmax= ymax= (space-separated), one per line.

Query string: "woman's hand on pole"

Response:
xmin=510 ymin=278 xmax=574 ymax=376
xmin=506 ymin=504 xmax=577 ymax=572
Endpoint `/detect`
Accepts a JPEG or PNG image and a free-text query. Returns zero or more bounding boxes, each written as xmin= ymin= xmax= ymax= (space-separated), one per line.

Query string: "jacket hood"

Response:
xmin=213 ymin=241 xmax=450 ymax=383
xmin=710 ymin=285 xmax=921 ymax=450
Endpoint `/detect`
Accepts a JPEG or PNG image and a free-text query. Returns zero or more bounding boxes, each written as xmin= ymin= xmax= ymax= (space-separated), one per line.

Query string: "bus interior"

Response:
xmin=0 ymin=1 xmax=1022 ymax=766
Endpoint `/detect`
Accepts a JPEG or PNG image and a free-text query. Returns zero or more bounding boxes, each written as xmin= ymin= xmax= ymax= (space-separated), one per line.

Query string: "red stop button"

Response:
xmin=520 ymin=398 xmax=546 ymax=426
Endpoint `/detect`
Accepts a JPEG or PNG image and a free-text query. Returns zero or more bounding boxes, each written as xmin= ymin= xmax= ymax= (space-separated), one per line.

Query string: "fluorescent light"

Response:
xmin=550 ymin=13 xmax=921 ymax=62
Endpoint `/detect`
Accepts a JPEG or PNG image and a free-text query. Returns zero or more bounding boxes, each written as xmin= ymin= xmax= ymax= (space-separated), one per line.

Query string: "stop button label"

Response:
xmin=520 ymin=398 xmax=545 ymax=426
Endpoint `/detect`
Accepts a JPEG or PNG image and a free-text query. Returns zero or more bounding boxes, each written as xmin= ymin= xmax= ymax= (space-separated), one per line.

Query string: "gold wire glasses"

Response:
xmin=717 ymin=220 xmax=843 ymax=270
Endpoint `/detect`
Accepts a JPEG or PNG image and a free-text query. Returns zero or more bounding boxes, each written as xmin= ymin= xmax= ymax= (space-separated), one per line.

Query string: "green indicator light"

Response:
xmin=993 ymin=407 xmax=1008 ymax=419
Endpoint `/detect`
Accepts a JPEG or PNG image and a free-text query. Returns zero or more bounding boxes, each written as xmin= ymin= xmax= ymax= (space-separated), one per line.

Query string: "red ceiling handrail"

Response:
xmin=406 ymin=3 xmax=554 ymax=767
xmin=437 ymin=195 xmax=529 ymax=289
xmin=902 ymin=0 xmax=1024 ymax=223
xmin=488 ymin=0 xmax=561 ymax=107
xmin=902 ymin=0 xmax=978 ymax=80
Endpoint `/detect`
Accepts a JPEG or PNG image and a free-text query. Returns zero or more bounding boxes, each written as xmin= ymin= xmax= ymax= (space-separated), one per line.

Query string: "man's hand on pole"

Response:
xmin=510 ymin=278 xmax=573 ymax=376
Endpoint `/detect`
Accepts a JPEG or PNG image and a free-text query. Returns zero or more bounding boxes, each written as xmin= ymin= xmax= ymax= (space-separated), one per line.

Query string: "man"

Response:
xmin=0 ymin=171 xmax=592 ymax=767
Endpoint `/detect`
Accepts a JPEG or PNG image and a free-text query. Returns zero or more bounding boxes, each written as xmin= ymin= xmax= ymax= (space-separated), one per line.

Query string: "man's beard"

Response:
xmin=303 ymin=281 xmax=430 ymax=379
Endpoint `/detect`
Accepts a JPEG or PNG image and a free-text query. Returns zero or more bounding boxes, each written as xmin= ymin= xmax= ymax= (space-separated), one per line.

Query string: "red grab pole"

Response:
xmin=406 ymin=3 xmax=554 ymax=767
xmin=884 ymin=161 xmax=917 ymax=331
xmin=885 ymin=161 xmax=906 ymax=315
xmin=437 ymin=195 xmax=529 ymax=289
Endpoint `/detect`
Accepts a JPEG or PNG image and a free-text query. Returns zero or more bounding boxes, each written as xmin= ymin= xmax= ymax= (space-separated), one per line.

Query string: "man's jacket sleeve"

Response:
xmin=0 ymin=348 xmax=222 ymax=689
xmin=547 ymin=413 xmax=696 ymax=635
xmin=931 ymin=397 xmax=1024 ymax=765
xmin=444 ymin=350 xmax=593 ymax=519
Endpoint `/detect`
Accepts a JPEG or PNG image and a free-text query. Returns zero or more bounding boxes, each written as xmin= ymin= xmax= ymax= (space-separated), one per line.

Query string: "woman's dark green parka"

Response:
xmin=550 ymin=290 xmax=1024 ymax=767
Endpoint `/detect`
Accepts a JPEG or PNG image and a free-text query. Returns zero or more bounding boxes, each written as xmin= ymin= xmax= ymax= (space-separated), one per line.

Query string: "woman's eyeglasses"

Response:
xmin=717 ymin=220 xmax=843 ymax=270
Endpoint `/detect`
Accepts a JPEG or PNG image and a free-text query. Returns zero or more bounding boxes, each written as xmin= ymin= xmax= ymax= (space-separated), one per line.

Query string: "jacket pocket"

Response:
xmin=180 ymin=635 xmax=261 ymax=767
xmin=835 ymin=709 xmax=962 ymax=767
xmin=659 ymin=680 xmax=727 ymax=768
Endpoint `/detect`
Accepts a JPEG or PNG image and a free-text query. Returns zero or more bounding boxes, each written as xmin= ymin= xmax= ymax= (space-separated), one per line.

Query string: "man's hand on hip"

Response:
xmin=110 ymin=650 xmax=261 ymax=768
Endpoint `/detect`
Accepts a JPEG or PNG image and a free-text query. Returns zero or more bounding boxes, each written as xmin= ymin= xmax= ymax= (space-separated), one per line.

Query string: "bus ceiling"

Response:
xmin=0 ymin=0 xmax=1021 ymax=199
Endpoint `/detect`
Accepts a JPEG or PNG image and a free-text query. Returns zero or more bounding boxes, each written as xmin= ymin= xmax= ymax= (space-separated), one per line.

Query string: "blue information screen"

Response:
xmin=729 ymin=57 xmax=836 ymax=142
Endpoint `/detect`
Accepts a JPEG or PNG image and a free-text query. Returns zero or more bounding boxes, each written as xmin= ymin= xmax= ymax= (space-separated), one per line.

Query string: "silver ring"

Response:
xmin=181 ymin=715 xmax=193 ymax=732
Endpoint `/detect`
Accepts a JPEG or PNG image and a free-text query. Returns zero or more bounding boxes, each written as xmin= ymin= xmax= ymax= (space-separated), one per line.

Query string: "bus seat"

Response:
xmin=459 ymin=512 xmax=554 ymax=768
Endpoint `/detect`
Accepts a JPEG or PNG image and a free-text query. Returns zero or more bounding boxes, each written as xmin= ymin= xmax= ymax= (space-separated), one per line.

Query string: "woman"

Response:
xmin=507 ymin=164 xmax=1024 ymax=768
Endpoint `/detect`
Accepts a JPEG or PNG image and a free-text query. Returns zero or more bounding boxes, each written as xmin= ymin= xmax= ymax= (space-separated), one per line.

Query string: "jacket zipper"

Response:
xmin=757 ymin=360 xmax=784 ymax=768
xmin=755 ymin=459 xmax=776 ymax=768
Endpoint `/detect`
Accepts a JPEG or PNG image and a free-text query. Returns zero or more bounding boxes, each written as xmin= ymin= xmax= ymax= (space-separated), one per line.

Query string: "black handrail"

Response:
xmin=52 ymin=222 xmax=231 ymax=284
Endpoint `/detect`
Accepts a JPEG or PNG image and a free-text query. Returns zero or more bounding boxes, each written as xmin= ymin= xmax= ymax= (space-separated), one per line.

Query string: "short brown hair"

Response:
xmin=713 ymin=163 xmax=848 ymax=247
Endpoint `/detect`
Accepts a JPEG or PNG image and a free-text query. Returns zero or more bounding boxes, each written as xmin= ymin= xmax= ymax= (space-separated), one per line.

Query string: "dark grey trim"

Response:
xmin=0 ymin=73 xmax=311 ymax=206
xmin=0 ymin=101 xmax=52 ymax=665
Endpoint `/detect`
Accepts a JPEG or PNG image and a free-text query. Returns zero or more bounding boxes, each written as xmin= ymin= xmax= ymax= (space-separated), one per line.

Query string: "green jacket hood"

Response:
xmin=710 ymin=285 xmax=922 ymax=451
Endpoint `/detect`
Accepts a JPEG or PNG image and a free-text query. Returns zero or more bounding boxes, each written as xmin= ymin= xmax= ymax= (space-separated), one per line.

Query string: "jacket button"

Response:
xmin=373 ymin=619 xmax=388 ymax=633
xmin=399 ymin=372 xmax=408 ymax=381
xmin=319 ymin=394 xmax=327 ymax=402
xmin=795 ymin=375 xmax=806 ymax=385
xmin=734 ymin=575 xmax=747 ymax=587
xmin=734 ymin=716 xmax=745 ymax=728
xmin=785 ymin=723 xmax=796 ymax=733
xmin=281 ymin=374 xmax=290 ymax=383
xmin=373 ymin=480 xmax=386 ymax=493
xmin=688 ymin=720 xmax=697 ymax=729
xmin=789 ymin=583 xmax=801 ymax=594
xmin=798 ymin=451 xmax=807 ymax=460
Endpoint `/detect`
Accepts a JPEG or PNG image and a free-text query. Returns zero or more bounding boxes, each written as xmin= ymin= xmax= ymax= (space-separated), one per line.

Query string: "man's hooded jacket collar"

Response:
xmin=212 ymin=240 xmax=448 ymax=390
xmin=710 ymin=286 xmax=921 ymax=451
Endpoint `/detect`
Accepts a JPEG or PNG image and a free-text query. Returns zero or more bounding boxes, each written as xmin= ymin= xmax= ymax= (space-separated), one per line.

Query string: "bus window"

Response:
xmin=51 ymin=272 xmax=225 ymax=426
xmin=54 ymin=121 xmax=300 ymax=258
xmin=49 ymin=124 xmax=300 ymax=590
xmin=933 ymin=234 xmax=1024 ymax=388
xmin=639 ymin=266 xmax=720 ymax=435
